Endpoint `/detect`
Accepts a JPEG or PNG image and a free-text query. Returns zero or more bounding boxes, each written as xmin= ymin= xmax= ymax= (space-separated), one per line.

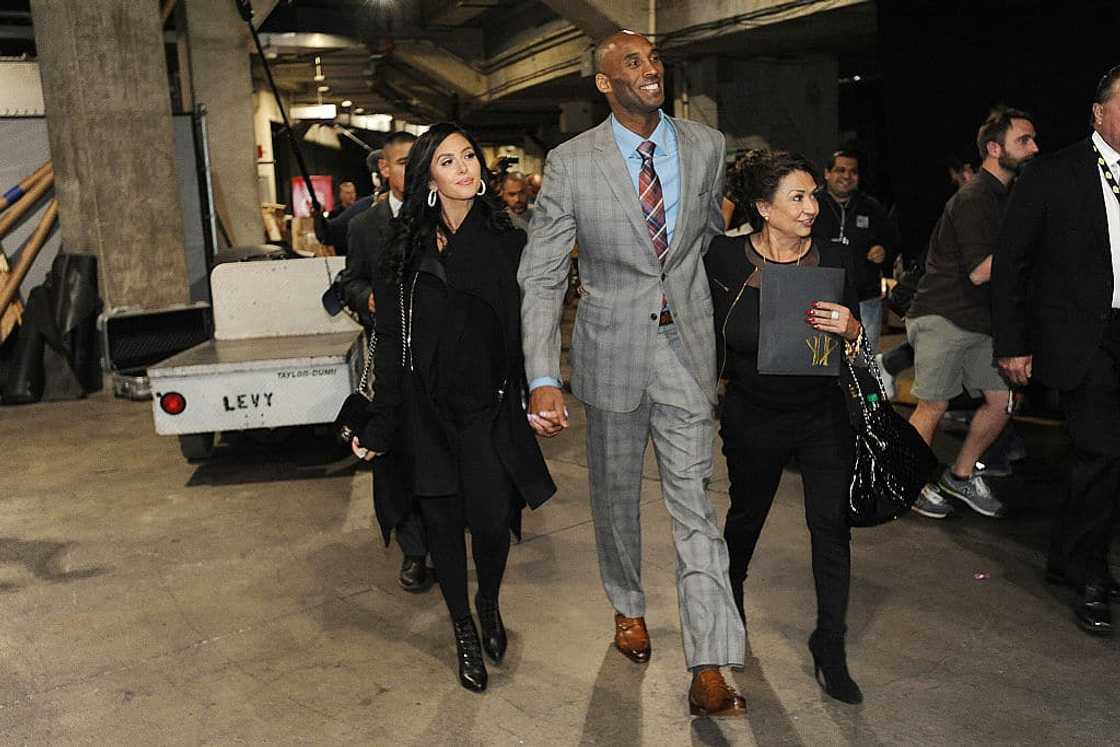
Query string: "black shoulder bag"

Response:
xmin=334 ymin=330 xmax=376 ymax=445
xmin=842 ymin=334 xmax=939 ymax=527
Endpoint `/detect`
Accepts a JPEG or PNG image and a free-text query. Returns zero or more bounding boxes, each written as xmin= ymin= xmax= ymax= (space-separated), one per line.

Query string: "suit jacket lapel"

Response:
xmin=593 ymin=120 xmax=657 ymax=261
xmin=664 ymin=117 xmax=696 ymax=265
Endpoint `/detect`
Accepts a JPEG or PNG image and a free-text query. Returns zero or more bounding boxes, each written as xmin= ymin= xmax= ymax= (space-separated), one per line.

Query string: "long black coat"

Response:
xmin=360 ymin=205 xmax=556 ymax=545
xmin=993 ymin=137 xmax=1114 ymax=391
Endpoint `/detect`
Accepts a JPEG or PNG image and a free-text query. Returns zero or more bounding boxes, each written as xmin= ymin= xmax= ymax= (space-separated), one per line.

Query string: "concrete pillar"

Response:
xmin=718 ymin=55 xmax=839 ymax=167
xmin=672 ymin=56 xmax=719 ymax=131
xmin=181 ymin=0 xmax=261 ymax=246
xmin=30 ymin=0 xmax=189 ymax=309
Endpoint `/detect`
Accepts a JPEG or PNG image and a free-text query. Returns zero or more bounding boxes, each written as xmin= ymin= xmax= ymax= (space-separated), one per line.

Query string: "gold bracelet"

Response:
xmin=845 ymin=327 xmax=864 ymax=360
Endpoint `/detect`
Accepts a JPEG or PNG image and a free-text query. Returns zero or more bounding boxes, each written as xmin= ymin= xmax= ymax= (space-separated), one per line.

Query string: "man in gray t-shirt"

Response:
xmin=907 ymin=107 xmax=1038 ymax=520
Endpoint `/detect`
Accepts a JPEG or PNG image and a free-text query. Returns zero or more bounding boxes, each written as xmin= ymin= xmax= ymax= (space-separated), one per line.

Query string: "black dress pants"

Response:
xmin=418 ymin=418 xmax=516 ymax=621
xmin=1053 ymin=328 xmax=1120 ymax=590
xmin=720 ymin=388 xmax=854 ymax=635
xmin=394 ymin=509 xmax=427 ymax=559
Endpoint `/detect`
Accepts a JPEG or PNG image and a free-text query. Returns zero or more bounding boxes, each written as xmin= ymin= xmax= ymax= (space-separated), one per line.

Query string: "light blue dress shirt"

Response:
xmin=610 ymin=111 xmax=681 ymax=247
xmin=528 ymin=112 xmax=681 ymax=394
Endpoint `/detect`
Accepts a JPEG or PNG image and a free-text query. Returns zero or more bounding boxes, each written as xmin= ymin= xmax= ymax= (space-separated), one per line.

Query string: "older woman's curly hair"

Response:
xmin=726 ymin=149 xmax=819 ymax=228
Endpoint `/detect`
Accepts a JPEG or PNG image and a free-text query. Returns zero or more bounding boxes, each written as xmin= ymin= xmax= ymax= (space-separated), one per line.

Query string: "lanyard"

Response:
xmin=827 ymin=195 xmax=850 ymax=245
xmin=1093 ymin=141 xmax=1120 ymax=209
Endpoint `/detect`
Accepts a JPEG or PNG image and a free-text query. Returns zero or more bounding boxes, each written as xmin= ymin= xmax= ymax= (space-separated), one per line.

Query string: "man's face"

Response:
xmin=338 ymin=182 xmax=357 ymax=207
xmin=995 ymin=118 xmax=1039 ymax=173
xmin=500 ymin=176 xmax=528 ymax=215
xmin=825 ymin=156 xmax=859 ymax=200
xmin=595 ymin=34 xmax=664 ymax=116
xmin=379 ymin=141 xmax=413 ymax=199
xmin=1094 ymin=81 xmax=1120 ymax=152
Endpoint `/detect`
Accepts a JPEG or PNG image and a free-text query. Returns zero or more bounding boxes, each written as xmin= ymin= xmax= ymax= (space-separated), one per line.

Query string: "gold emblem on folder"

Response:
xmin=806 ymin=335 xmax=837 ymax=367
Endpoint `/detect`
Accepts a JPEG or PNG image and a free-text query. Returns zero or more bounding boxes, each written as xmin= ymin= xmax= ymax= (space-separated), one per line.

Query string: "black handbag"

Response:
xmin=334 ymin=330 xmax=376 ymax=445
xmin=841 ymin=335 xmax=939 ymax=527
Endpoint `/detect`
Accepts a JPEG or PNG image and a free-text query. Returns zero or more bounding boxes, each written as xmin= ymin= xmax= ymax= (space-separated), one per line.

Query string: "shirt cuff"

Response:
xmin=528 ymin=376 xmax=562 ymax=391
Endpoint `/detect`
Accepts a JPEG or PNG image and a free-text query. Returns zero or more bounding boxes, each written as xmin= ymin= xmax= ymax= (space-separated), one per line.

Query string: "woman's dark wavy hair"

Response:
xmin=380 ymin=122 xmax=513 ymax=283
xmin=727 ymin=149 xmax=819 ymax=228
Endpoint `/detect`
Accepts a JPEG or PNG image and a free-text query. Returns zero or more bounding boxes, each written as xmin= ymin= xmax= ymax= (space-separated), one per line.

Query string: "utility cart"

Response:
xmin=148 ymin=256 xmax=363 ymax=461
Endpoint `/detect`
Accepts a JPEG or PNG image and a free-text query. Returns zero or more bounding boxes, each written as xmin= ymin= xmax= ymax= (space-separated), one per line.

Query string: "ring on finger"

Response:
xmin=830 ymin=310 xmax=839 ymax=321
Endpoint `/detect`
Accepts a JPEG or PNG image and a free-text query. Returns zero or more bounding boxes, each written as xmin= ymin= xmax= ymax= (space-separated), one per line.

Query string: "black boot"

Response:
xmin=475 ymin=592 xmax=508 ymax=664
xmin=452 ymin=615 xmax=488 ymax=692
xmin=808 ymin=630 xmax=863 ymax=704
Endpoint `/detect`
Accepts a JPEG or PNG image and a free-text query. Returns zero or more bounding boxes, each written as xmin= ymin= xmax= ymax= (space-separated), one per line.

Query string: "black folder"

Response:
xmin=758 ymin=264 xmax=846 ymax=377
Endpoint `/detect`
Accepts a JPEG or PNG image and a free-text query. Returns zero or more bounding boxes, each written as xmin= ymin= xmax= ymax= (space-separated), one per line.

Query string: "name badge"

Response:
xmin=856 ymin=215 xmax=870 ymax=229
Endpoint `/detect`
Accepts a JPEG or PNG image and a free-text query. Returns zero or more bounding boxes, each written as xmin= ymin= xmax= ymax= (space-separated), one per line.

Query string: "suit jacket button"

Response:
xmin=650 ymin=313 xmax=658 ymax=321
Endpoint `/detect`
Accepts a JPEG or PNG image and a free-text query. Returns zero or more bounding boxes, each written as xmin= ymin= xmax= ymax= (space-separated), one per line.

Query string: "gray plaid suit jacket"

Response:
xmin=519 ymin=115 xmax=726 ymax=413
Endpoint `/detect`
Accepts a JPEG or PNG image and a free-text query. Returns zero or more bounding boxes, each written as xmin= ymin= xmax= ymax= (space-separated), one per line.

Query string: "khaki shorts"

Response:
xmin=906 ymin=314 xmax=1007 ymax=401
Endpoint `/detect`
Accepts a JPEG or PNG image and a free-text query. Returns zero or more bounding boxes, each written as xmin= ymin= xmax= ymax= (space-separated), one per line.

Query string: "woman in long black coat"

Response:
xmin=352 ymin=123 xmax=556 ymax=693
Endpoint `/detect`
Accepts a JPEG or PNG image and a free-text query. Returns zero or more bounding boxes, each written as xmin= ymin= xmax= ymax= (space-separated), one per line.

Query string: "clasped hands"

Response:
xmin=527 ymin=385 xmax=568 ymax=438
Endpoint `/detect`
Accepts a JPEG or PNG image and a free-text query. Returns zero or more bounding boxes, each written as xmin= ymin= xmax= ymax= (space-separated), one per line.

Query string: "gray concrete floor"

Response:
xmin=3 ymin=330 xmax=1119 ymax=744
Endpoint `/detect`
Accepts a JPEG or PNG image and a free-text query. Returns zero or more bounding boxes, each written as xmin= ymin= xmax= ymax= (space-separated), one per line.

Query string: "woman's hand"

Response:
xmin=351 ymin=436 xmax=382 ymax=462
xmin=806 ymin=301 xmax=862 ymax=341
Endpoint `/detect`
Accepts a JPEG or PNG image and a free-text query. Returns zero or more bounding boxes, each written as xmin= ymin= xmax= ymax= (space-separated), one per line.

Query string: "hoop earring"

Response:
xmin=427 ymin=188 xmax=437 ymax=207
xmin=477 ymin=180 xmax=487 ymax=196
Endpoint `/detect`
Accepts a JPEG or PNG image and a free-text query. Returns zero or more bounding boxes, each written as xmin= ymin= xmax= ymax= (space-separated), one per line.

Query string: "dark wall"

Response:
xmin=877 ymin=0 xmax=1120 ymax=258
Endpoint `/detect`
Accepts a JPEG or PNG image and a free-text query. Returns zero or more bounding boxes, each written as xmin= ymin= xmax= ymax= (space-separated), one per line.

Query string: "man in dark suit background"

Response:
xmin=342 ymin=130 xmax=428 ymax=592
xmin=344 ymin=132 xmax=415 ymax=328
xmin=993 ymin=66 xmax=1120 ymax=636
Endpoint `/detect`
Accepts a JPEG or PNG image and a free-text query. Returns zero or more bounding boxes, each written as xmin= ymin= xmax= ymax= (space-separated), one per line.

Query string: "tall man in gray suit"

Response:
xmin=518 ymin=30 xmax=746 ymax=717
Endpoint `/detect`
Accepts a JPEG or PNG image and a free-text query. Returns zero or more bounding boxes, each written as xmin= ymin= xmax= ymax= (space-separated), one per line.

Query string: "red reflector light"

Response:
xmin=160 ymin=392 xmax=187 ymax=415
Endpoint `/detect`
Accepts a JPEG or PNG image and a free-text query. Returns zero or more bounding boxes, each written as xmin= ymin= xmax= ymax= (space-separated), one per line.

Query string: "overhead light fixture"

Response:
xmin=853 ymin=75 xmax=862 ymax=82
xmin=318 ymin=85 xmax=330 ymax=93
xmin=291 ymin=103 xmax=338 ymax=120
xmin=354 ymin=107 xmax=365 ymax=114
xmin=341 ymin=100 xmax=353 ymax=108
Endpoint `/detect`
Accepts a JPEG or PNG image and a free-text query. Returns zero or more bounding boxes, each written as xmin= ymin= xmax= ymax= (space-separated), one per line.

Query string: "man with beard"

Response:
xmin=994 ymin=67 xmax=1120 ymax=635
xmin=519 ymin=30 xmax=747 ymax=716
xmin=496 ymin=170 xmax=532 ymax=231
xmin=907 ymin=107 xmax=1038 ymax=520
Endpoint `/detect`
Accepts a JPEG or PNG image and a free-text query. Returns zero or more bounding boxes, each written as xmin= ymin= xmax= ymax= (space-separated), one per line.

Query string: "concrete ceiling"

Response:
xmin=252 ymin=0 xmax=878 ymax=135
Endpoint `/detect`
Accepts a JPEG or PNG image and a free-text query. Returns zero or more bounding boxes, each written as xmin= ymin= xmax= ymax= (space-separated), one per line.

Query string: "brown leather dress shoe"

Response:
xmin=688 ymin=670 xmax=748 ymax=718
xmin=613 ymin=612 xmax=651 ymax=663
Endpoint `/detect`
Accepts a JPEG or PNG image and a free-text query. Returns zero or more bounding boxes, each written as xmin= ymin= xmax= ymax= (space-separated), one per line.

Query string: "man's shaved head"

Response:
xmin=593 ymin=30 xmax=647 ymax=75
xmin=592 ymin=30 xmax=664 ymax=125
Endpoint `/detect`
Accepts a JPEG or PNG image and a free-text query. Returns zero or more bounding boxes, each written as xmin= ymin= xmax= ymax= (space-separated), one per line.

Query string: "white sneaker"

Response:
xmin=874 ymin=353 xmax=896 ymax=400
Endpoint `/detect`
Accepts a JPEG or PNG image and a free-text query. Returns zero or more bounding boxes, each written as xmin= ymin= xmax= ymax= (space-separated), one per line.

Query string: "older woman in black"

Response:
xmin=705 ymin=150 xmax=864 ymax=704
xmin=352 ymin=123 xmax=555 ymax=693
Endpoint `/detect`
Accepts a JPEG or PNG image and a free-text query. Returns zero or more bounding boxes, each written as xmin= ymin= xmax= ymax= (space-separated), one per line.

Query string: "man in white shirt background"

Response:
xmin=994 ymin=65 xmax=1120 ymax=636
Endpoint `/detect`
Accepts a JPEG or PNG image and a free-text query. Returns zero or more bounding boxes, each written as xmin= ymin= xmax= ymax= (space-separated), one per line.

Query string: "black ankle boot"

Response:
xmin=475 ymin=592 xmax=507 ymax=664
xmin=452 ymin=615 xmax=487 ymax=692
xmin=808 ymin=630 xmax=863 ymax=704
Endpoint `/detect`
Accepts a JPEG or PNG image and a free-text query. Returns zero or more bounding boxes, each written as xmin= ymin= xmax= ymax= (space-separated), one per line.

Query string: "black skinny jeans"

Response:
xmin=418 ymin=417 xmax=516 ymax=621
xmin=720 ymin=387 xmax=854 ymax=635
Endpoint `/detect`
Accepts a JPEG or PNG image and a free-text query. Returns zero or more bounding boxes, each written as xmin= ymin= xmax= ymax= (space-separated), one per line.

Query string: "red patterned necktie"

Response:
xmin=637 ymin=140 xmax=669 ymax=263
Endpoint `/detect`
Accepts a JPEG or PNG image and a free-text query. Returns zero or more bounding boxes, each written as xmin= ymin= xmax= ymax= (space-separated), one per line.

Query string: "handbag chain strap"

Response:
xmin=845 ymin=332 xmax=888 ymax=428
xmin=356 ymin=329 xmax=376 ymax=395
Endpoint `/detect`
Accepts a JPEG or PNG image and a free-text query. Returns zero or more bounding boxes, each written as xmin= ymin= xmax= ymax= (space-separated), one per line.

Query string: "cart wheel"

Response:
xmin=179 ymin=432 xmax=216 ymax=462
